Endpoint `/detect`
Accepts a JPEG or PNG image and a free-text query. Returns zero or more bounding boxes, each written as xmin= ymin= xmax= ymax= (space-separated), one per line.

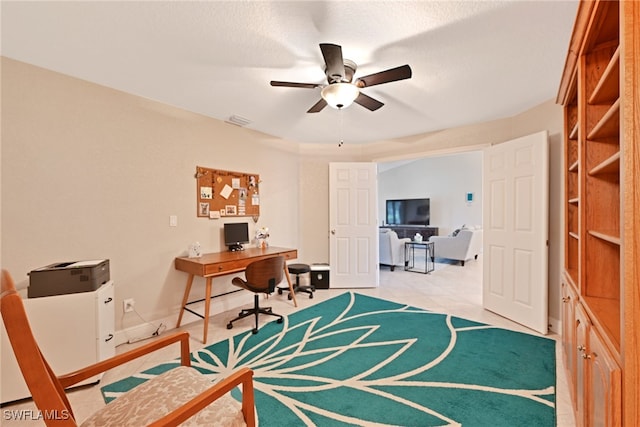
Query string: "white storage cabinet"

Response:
xmin=1 ymin=281 xmax=115 ymax=403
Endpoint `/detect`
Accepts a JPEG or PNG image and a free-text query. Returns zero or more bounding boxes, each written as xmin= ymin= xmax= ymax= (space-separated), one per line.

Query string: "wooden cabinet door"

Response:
xmin=562 ymin=281 xmax=578 ymax=404
xmin=574 ymin=304 xmax=590 ymax=427
xmin=587 ymin=328 xmax=622 ymax=427
xmin=573 ymin=302 xmax=622 ymax=427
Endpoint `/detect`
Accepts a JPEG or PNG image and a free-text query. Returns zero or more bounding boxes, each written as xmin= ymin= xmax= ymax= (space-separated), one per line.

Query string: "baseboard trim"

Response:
xmin=548 ymin=316 xmax=561 ymax=335
xmin=114 ymin=291 xmax=249 ymax=346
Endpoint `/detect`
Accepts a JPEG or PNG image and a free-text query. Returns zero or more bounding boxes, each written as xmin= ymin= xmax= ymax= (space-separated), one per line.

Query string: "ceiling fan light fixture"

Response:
xmin=321 ymin=83 xmax=359 ymax=109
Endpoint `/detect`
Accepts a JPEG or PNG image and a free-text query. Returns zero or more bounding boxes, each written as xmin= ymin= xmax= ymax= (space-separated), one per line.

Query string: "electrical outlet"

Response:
xmin=123 ymin=298 xmax=135 ymax=313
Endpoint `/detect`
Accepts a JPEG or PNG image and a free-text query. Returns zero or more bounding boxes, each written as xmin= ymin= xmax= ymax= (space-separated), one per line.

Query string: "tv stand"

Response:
xmin=228 ymin=243 xmax=244 ymax=252
xmin=382 ymin=225 xmax=439 ymax=241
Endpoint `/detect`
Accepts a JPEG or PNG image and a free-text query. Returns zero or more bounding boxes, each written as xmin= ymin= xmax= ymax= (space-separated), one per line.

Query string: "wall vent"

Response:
xmin=226 ymin=114 xmax=252 ymax=127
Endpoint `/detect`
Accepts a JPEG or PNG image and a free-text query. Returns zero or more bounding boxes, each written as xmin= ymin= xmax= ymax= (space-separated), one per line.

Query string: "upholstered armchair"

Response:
xmin=1 ymin=269 xmax=256 ymax=427
xmin=379 ymin=228 xmax=411 ymax=271
xmin=429 ymin=227 xmax=483 ymax=266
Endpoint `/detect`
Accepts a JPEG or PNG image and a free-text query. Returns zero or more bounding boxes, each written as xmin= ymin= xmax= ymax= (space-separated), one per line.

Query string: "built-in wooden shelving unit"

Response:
xmin=558 ymin=1 xmax=639 ymax=425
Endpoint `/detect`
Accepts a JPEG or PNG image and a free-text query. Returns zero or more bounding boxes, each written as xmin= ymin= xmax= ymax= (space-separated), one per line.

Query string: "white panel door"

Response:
xmin=329 ymin=162 xmax=379 ymax=288
xmin=483 ymin=131 xmax=549 ymax=334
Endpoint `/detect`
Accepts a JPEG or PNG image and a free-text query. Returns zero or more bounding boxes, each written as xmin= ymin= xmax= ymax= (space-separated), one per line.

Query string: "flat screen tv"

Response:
xmin=386 ymin=198 xmax=430 ymax=226
xmin=224 ymin=222 xmax=250 ymax=251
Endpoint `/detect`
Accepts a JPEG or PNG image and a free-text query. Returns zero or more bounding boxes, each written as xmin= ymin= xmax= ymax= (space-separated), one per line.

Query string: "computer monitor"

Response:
xmin=224 ymin=222 xmax=250 ymax=251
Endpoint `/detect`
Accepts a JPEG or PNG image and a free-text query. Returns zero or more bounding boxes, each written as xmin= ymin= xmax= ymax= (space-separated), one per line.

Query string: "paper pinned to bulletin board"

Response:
xmin=195 ymin=166 xmax=260 ymax=219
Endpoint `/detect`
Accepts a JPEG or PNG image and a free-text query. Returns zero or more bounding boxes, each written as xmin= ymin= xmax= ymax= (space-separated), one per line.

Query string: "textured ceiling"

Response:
xmin=1 ymin=1 xmax=578 ymax=145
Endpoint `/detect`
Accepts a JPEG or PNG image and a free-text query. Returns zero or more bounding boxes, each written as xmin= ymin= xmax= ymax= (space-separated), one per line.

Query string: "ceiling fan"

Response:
xmin=270 ymin=43 xmax=412 ymax=113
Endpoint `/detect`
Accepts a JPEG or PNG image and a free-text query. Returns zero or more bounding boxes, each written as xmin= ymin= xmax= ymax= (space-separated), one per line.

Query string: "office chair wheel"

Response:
xmin=226 ymin=323 xmax=233 ymax=330
xmin=309 ymin=293 xmax=314 ymax=299
xmin=277 ymin=318 xmax=283 ymax=324
xmin=287 ymin=293 xmax=293 ymax=300
xmin=252 ymin=328 xmax=258 ymax=334
xmin=278 ymin=288 xmax=283 ymax=295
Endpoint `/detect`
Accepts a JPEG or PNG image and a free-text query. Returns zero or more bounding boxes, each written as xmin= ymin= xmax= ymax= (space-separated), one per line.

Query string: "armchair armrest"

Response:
xmin=429 ymin=235 xmax=458 ymax=253
xmin=148 ymin=366 xmax=255 ymax=427
xmin=58 ymin=331 xmax=191 ymax=388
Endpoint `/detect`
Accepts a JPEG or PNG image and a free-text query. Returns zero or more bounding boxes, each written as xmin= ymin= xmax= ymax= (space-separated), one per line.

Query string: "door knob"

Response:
xmin=331 ymin=230 xmax=336 ymax=235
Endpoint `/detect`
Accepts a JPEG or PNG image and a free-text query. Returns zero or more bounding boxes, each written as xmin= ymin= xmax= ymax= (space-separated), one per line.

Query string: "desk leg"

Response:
xmin=202 ymin=277 xmax=213 ymax=343
xmin=176 ymin=274 xmax=194 ymax=328
xmin=283 ymin=266 xmax=298 ymax=307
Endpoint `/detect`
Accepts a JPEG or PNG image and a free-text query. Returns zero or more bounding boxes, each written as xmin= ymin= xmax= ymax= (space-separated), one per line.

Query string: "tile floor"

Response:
xmin=1 ymin=256 xmax=576 ymax=426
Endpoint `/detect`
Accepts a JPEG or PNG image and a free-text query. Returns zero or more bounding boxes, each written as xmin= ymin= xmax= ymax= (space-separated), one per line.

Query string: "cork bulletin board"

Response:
xmin=195 ymin=166 xmax=260 ymax=219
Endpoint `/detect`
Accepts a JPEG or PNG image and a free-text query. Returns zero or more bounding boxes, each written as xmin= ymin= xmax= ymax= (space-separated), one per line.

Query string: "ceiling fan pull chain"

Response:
xmin=338 ymin=109 xmax=344 ymax=147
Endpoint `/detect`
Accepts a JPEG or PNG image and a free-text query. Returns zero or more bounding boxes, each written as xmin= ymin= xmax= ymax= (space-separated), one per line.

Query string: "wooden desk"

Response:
xmin=174 ymin=246 xmax=298 ymax=343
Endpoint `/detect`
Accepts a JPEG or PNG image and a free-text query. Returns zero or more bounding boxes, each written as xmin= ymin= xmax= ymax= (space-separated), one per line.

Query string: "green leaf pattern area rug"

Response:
xmin=102 ymin=292 xmax=556 ymax=426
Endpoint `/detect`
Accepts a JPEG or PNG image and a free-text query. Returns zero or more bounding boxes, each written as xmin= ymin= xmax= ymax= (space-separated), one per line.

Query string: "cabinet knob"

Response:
xmin=582 ymin=353 xmax=592 ymax=360
xmin=562 ymin=296 xmax=570 ymax=303
xmin=577 ymin=345 xmax=585 ymax=352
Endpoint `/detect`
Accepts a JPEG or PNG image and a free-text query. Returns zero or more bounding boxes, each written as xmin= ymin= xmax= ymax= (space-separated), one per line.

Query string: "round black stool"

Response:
xmin=278 ymin=263 xmax=314 ymax=299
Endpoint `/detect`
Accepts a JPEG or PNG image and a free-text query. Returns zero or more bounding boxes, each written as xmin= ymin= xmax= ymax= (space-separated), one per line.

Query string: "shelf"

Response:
xmin=583 ymin=295 xmax=620 ymax=352
xmin=569 ymin=232 xmax=579 ymax=240
xmin=588 ymin=230 xmax=621 ymax=246
xmin=569 ymin=160 xmax=579 ymax=172
xmin=566 ymin=269 xmax=579 ymax=288
xmin=589 ymin=151 xmax=620 ymax=176
xmin=569 ymin=122 xmax=579 ymax=140
xmin=587 ymin=99 xmax=620 ymax=139
xmin=589 ymin=46 xmax=620 ymax=105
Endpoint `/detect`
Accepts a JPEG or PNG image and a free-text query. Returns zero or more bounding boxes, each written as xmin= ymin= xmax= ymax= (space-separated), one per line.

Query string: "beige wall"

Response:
xmin=1 ymin=57 xmax=564 ymax=335
xmin=1 ymin=58 xmax=302 ymax=333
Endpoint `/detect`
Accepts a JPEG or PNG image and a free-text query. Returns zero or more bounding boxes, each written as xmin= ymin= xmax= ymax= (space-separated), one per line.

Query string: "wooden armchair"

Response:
xmin=1 ymin=269 xmax=255 ymax=426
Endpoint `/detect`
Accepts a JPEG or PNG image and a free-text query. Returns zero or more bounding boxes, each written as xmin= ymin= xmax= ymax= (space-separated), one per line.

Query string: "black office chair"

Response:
xmin=227 ymin=256 xmax=285 ymax=334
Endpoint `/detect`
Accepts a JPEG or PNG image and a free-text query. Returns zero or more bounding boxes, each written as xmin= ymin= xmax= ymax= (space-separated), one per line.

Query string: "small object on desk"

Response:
xmin=188 ymin=242 xmax=201 ymax=258
xmin=414 ymin=232 xmax=423 ymax=242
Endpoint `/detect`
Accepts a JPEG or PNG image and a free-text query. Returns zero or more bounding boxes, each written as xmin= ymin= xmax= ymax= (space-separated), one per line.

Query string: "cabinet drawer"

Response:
xmin=204 ymin=260 xmax=246 ymax=276
xmin=96 ymin=281 xmax=115 ymax=360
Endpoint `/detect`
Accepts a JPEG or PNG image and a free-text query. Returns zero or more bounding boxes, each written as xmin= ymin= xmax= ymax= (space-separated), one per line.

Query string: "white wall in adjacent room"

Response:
xmin=377 ymin=151 xmax=483 ymax=236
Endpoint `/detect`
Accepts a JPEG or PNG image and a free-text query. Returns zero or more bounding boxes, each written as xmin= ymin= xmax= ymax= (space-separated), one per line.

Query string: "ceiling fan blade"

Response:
xmin=307 ymin=98 xmax=328 ymax=113
xmin=355 ymin=64 xmax=412 ymax=88
xmin=354 ymin=93 xmax=384 ymax=111
xmin=320 ymin=43 xmax=345 ymax=83
xmin=270 ymin=81 xmax=321 ymax=89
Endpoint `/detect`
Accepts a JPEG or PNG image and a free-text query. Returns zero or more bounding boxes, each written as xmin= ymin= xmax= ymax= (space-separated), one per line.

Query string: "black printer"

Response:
xmin=28 ymin=259 xmax=110 ymax=298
